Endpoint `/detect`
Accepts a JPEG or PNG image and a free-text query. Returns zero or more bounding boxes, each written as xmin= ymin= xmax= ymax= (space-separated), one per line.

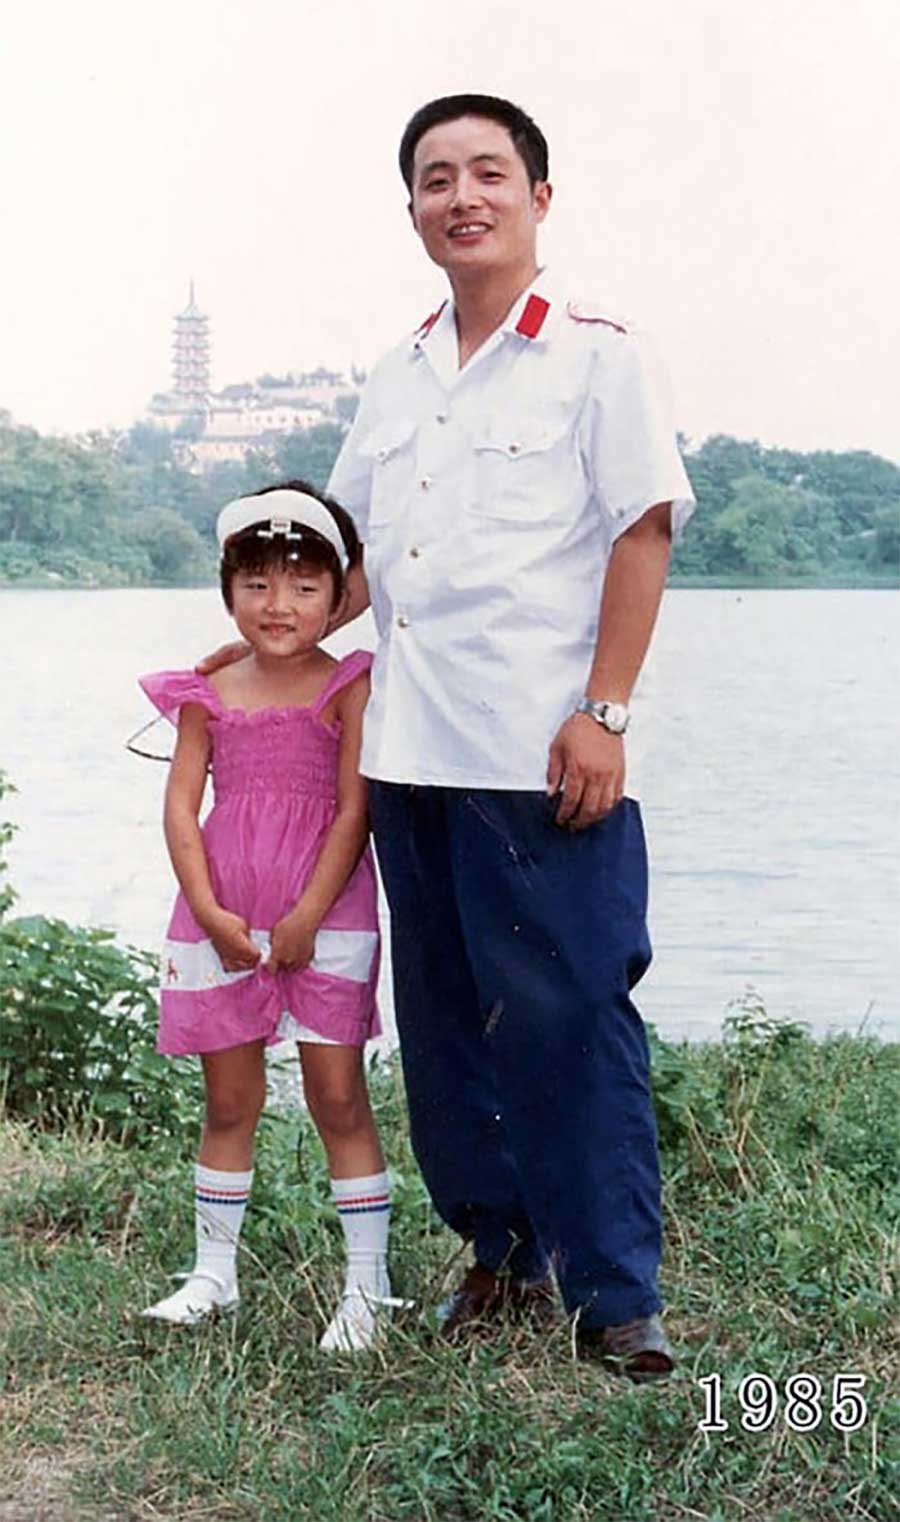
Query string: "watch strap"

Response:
xmin=574 ymin=697 xmax=630 ymax=734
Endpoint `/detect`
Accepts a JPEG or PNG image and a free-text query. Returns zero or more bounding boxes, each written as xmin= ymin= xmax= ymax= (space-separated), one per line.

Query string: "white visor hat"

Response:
xmin=216 ymin=490 xmax=349 ymax=571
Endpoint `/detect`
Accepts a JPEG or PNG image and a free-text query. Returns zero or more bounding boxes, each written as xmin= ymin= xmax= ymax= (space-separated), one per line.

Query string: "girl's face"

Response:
xmin=229 ymin=561 xmax=337 ymax=658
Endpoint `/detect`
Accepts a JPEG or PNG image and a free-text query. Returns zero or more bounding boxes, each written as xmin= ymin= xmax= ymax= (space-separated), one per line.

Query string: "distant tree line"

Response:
xmin=0 ymin=413 xmax=346 ymax=586
xmin=672 ymin=434 xmax=899 ymax=582
xmin=0 ymin=410 xmax=897 ymax=587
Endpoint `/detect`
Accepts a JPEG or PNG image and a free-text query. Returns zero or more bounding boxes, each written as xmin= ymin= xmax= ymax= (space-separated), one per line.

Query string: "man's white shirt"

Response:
xmin=328 ymin=270 xmax=696 ymax=796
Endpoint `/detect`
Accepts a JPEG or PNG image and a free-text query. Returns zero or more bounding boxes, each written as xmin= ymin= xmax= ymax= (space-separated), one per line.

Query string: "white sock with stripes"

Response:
xmin=193 ymin=1164 xmax=253 ymax=1290
xmin=331 ymin=1171 xmax=391 ymax=1298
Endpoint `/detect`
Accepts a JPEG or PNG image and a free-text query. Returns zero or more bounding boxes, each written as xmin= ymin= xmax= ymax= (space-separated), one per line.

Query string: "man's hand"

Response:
xmin=266 ymin=909 xmax=318 ymax=974
xmin=546 ymin=714 xmax=625 ymax=829
xmin=196 ymin=641 xmax=250 ymax=676
xmin=202 ymin=909 xmax=261 ymax=972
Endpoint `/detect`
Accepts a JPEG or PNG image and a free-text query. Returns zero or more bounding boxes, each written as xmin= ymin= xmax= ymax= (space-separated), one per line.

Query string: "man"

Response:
xmin=325 ymin=94 xmax=695 ymax=1378
xmin=205 ymin=93 xmax=694 ymax=1376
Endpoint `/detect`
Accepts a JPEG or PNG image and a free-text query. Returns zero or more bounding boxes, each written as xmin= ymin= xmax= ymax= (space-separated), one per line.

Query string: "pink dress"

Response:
xmin=139 ymin=650 xmax=380 ymax=1056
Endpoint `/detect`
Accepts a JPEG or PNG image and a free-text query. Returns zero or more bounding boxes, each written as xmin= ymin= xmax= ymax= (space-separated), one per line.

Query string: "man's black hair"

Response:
xmin=398 ymin=94 xmax=549 ymax=192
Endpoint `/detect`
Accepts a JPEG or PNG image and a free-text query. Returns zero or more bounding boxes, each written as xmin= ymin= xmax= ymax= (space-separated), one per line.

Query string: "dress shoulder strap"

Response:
xmin=310 ymin=649 xmax=373 ymax=715
xmin=139 ymin=669 xmax=225 ymax=726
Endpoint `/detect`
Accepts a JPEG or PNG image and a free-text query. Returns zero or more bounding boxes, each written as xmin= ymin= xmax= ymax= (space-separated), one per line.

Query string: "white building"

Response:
xmin=148 ymin=286 xmax=362 ymax=469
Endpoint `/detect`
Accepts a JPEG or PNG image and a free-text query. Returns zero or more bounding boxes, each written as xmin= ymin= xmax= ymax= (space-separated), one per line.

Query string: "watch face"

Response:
xmin=605 ymin=704 xmax=628 ymax=733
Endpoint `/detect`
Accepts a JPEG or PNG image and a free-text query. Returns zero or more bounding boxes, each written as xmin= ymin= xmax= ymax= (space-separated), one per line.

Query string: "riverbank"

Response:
xmin=3 ymin=573 xmax=897 ymax=591
xmin=0 ymin=574 xmax=215 ymax=591
xmin=668 ymin=573 xmax=898 ymax=590
xmin=1 ymin=1029 xmax=897 ymax=1521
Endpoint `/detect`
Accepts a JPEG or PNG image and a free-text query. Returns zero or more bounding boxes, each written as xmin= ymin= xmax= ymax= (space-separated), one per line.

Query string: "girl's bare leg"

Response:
xmin=199 ymin=1039 xmax=267 ymax=1170
xmin=298 ymin=1043 xmax=384 ymax=1178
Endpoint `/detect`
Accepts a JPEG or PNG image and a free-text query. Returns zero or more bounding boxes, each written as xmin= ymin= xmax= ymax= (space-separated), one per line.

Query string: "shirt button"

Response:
xmin=397 ymin=615 xmax=410 ymax=629
xmin=419 ymin=476 xmax=433 ymax=490
xmin=436 ymin=412 xmax=448 ymax=424
xmin=409 ymin=546 xmax=421 ymax=558
xmin=508 ymin=443 xmax=520 ymax=455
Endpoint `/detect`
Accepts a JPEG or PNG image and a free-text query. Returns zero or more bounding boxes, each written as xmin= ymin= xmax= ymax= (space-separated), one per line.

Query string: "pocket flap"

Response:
xmin=473 ymin=414 xmax=570 ymax=459
xmin=358 ymin=417 xmax=417 ymax=463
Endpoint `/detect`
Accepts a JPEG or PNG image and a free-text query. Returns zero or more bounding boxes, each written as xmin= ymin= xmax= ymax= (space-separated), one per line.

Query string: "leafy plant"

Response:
xmin=0 ymin=769 xmax=16 ymax=920
xmin=646 ymin=1022 xmax=723 ymax=1158
xmin=722 ymin=986 xmax=808 ymax=1071
xmin=0 ymin=912 xmax=200 ymax=1146
xmin=0 ymin=772 xmax=200 ymax=1145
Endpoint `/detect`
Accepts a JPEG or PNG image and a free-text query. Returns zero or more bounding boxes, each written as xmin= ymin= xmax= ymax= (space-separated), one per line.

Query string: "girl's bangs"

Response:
xmin=224 ymin=524 xmax=338 ymax=574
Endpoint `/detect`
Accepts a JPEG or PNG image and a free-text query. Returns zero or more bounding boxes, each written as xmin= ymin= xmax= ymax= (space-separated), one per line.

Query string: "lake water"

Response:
xmin=2 ymin=587 xmax=898 ymax=1045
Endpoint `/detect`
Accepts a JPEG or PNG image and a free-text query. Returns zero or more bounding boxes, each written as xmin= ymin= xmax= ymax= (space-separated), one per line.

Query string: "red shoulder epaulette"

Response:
xmin=515 ymin=294 xmax=551 ymax=339
xmin=415 ymin=301 xmax=447 ymax=339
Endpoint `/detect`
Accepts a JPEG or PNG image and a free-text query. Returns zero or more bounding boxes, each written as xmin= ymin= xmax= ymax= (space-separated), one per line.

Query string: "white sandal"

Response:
xmin=141 ymin=1270 xmax=239 ymax=1326
xmin=319 ymin=1287 xmax=411 ymax=1354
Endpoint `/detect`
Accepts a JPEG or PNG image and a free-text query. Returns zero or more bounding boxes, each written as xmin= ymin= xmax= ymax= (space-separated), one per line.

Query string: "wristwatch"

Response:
xmin=574 ymin=697 xmax=630 ymax=735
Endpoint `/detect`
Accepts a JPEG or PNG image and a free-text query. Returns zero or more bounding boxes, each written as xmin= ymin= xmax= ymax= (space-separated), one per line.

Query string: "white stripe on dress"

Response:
xmin=160 ymin=927 xmax=377 ymax=992
xmin=276 ymin=1011 xmax=341 ymax=1046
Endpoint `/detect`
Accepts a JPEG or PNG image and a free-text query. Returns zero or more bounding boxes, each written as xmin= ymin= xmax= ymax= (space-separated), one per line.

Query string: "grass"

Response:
xmin=1 ymin=1030 xmax=898 ymax=1521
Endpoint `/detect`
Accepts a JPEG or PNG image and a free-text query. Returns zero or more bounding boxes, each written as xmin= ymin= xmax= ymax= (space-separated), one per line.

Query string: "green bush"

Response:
xmin=0 ymin=911 xmax=201 ymax=1144
xmin=0 ymin=768 xmax=200 ymax=1144
xmin=646 ymin=1022 xmax=724 ymax=1158
xmin=0 ymin=770 xmax=16 ymax=919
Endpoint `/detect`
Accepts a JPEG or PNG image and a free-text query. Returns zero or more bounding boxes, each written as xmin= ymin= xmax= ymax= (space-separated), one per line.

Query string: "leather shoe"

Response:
xmin=437 ymin=1262 xmax=557 ymax=1341
xmin=576 ymin=1313 xmax=675 ymax=1381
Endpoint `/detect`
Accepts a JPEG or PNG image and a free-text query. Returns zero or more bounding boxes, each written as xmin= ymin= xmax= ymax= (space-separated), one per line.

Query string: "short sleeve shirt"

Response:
xmin=328 ymin=271 xmax=696 ymax=793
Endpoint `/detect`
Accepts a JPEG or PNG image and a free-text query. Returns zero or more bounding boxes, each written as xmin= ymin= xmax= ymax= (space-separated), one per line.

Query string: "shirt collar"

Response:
xmin=410 ymin=267 xmax=563 ymax=359
xmin=410 ymin=296 xmax=454 ymax=359
xmin=501 ymin=268 xmax=563 ymax=343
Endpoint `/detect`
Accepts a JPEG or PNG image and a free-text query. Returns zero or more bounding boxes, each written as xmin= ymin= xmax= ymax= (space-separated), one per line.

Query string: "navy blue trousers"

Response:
xmin=368 ymin=784 xmax=662 ymax=1328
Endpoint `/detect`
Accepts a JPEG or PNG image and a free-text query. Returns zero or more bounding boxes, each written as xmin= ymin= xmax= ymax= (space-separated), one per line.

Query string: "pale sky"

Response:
xmin=3 ymin=0 xmax=899 ymax=459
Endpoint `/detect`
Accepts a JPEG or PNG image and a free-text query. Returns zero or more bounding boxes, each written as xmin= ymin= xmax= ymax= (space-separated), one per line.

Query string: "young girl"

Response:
xmin=139 ymin=480 xmax=394 ymax=1352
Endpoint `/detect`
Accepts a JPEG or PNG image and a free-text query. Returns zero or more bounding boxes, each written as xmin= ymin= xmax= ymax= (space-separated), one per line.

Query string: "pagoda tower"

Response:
xmin=171 ymin=280 xmax=210 ymax=407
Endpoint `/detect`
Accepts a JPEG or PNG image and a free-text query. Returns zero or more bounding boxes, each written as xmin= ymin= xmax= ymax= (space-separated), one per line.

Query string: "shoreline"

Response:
xmin=1 ymin=574 xmax=898 ymax=593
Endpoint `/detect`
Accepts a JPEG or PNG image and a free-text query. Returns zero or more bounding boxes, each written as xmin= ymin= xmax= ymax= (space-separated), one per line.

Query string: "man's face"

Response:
xmin=409 ymin=115 xmax=551 ymax=280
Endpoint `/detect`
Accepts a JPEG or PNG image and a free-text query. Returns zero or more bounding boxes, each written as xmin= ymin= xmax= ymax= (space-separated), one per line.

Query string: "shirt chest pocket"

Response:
xmin=470 ymin=414 xmax=577 ymax=521
xmin=357 ymin=418 xmax=418 ymax=530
